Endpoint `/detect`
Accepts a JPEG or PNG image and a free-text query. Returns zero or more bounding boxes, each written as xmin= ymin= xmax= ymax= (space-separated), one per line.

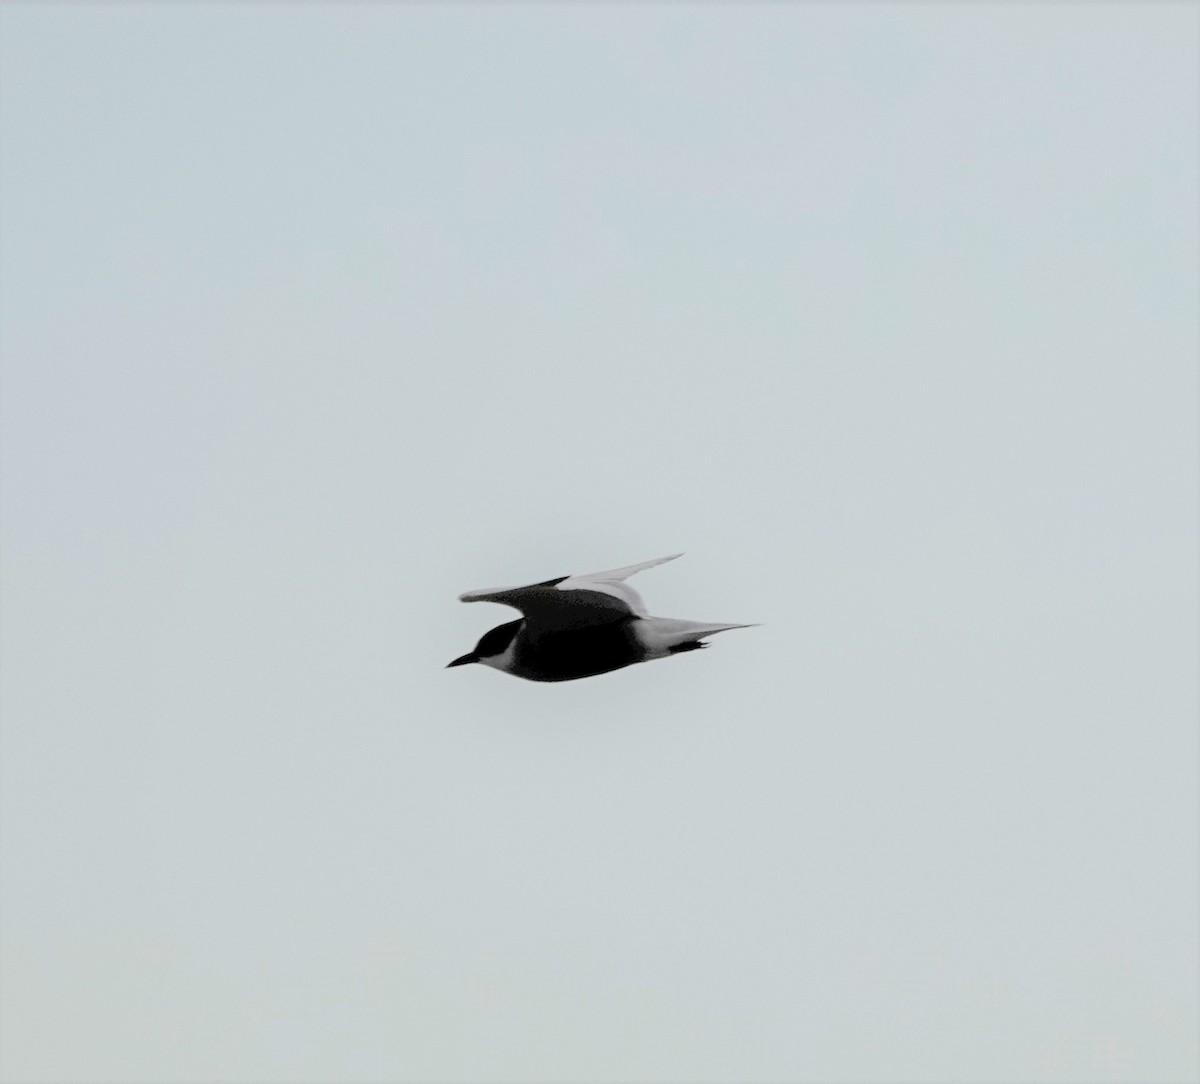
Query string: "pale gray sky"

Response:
xmin=1 ymin=5 xmax=1196 ymax=1083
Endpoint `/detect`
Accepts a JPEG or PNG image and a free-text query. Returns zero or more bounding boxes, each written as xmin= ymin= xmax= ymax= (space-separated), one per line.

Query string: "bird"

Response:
xmin=447 ymin=554 xmax=754 ymax=682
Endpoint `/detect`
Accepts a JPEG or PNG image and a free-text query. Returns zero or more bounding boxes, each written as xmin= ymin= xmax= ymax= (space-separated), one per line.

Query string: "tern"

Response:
xmin=447 ymin=554 xmax=753 ymax=682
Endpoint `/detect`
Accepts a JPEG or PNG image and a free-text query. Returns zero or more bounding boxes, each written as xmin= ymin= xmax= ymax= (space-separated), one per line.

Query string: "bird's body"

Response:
xmin=448 ymin=554 xmax=753 ymax=682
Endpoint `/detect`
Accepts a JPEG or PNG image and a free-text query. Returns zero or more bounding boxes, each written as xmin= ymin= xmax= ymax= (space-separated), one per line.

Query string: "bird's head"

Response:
xmin=447 ymin=619 xmax=521 ymax=672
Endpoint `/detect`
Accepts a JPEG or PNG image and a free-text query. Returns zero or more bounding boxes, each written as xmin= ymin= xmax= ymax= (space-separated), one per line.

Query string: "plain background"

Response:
xmin=1 ymin=4 xmax=1197 ymax=1082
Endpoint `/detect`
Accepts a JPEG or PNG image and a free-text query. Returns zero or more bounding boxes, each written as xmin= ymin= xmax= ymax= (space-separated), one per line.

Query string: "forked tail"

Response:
xmin=634 ymin=617 xmax=756 ymax=659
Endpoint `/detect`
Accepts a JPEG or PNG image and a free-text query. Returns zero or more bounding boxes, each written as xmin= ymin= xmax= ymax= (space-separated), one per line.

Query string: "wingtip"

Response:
xmin=458 ymin=588 xmax=498 ymax=603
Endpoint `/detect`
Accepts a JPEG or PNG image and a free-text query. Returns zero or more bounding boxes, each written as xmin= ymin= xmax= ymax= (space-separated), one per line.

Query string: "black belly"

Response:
xmin=513 ymin=620 xmax=642 ymax=682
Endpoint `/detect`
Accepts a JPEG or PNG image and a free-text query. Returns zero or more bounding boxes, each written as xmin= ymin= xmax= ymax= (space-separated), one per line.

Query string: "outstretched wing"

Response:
xmin=554 ymin=553 xmax=681 ymax=617
xmin=458 ymin=553 xmax=682 ymax=634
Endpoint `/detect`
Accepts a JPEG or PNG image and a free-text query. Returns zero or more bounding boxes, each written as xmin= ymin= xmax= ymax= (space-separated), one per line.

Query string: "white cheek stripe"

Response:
xmin=479 ymin=636 xmax=519 ymax=673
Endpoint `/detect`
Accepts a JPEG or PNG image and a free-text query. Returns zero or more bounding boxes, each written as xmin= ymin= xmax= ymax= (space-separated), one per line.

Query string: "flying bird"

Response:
xmin=447 ymin=554 xmax=754 ymax=682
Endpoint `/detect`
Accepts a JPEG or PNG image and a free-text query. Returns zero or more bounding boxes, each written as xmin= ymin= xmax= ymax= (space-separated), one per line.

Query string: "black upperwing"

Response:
xmin=459 ymin=576 xmax=635 ymax=637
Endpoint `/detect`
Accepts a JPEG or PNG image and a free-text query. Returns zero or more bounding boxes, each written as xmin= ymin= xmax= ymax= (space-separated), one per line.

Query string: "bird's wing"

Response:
xmin=458 ymin=553 xmax=682 ymax=632
xmin=555 ymin=553 xmax=681 ymax=617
